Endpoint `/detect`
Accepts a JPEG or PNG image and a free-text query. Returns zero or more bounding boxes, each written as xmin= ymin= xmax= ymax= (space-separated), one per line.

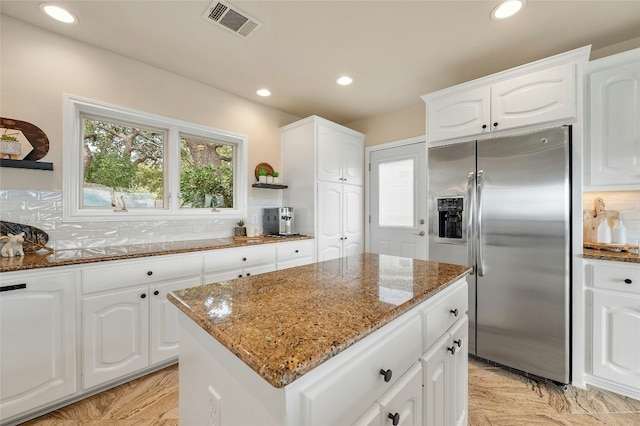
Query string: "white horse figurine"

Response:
xmin=0 ymin=232 xmax=25 ymax=257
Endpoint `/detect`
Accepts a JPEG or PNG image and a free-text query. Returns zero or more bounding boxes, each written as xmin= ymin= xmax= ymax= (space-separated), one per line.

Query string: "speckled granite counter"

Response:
xmin=583 ymin=248 xmax=639 ymax=264
xmin=0 ymin=235 xmax=313 ymax=273
xmin=168 ymin=253 xmax=471 ymax=388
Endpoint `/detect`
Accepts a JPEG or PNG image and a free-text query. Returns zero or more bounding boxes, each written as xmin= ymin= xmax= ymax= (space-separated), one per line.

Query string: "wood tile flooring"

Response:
xmin=22 ymin=358 xmax=640 ymax=425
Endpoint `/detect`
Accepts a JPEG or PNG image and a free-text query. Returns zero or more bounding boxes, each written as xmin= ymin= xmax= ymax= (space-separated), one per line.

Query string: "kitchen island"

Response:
xmin=169 ymin=253 xmax=471 ymax=425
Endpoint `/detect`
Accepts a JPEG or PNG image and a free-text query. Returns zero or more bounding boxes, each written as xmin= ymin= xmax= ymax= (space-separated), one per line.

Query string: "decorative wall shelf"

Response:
xmin=0 ymin=159 xmax=53 ymax=170
xmin=252 ymin=183 xmax=288 ymax=189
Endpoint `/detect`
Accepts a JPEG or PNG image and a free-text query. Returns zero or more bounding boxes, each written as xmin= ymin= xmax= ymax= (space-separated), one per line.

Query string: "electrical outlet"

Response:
xmin=251 ymin=214 xmax=258 ymax=224
xmin=19 ymin=214 xmax=36 ymax=226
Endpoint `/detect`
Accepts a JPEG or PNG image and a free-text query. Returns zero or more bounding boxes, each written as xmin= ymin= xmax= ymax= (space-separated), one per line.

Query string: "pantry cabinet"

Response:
xmin=585 ymin=259 xmax=640 ymax=400
xmin=282 ymin=116 xmax=365 ymax=262
xmin=0 ymin=270 xmax=77 ymax=423
xmin=423 ymin=46 xmax=589 ymax=145
xmin=585 ymin=48 xmax=640 ymax=189
xmin=80 ymin=253 xmax=202 ymax=390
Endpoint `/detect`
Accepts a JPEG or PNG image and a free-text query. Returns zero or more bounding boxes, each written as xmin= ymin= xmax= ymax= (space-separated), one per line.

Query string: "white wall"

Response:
xmin=0 ymin=16 xmax=299 ymax=248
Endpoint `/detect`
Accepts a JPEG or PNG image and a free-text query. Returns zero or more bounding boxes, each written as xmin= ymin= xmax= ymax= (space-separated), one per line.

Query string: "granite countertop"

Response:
xmin=583 ymin=248 xmax=639 ymax=264
xmin=0 ymin=235 xmax=313 ymax=273
xmin=168 ymin=253 xmax=471 ymax=388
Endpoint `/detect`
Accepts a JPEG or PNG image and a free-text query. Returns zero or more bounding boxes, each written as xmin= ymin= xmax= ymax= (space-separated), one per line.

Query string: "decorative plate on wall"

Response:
xmin=0 ymin=221 xmax=51 ymax=253
xmin=254 ymin=162 xmax=274 ymax=180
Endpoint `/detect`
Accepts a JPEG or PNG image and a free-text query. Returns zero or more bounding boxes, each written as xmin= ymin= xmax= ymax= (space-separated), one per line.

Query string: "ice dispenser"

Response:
xmin=437 ymin=197 xmax=464 ymax=239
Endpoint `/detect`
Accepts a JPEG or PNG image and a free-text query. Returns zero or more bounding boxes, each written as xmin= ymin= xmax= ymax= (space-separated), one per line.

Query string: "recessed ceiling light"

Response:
xmin=40 ymin=3 xmax=78 ymax=24
xmin=491 ymin=0 xmax=525 ymax=20
xmin=336 ymin=76 xmax=353 ymax=86
xmin=256 ymin=89 xmax=271 ymax=97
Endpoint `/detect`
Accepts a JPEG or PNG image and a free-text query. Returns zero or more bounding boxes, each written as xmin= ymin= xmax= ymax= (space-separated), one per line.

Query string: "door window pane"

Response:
xmin=179 ymin=134 xmax=234 ymax=209
xmin=379 ymin=159 xmax=414 ymax=227
xmin=82 ymin=115 xmax=165 ymax=209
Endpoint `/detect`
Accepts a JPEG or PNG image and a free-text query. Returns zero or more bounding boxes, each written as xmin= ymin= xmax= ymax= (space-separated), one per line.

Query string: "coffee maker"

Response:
xmin=263 ymin=207 xmax=296 ymax=236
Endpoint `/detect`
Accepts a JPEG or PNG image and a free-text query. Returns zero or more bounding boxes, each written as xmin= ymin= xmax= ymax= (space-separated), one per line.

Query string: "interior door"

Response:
xmin=370 ymin=141 xmax=427 ymax=259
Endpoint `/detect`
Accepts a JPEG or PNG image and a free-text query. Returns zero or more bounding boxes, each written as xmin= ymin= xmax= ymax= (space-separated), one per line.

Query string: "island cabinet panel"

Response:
xmin=276 ymin=239 xmax=315 ymax=270
xmin=0 ymin=270 xmax=76 ymax=424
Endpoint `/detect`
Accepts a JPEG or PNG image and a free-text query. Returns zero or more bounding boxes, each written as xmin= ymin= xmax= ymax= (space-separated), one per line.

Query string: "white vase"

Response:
xmin=258 ymin=175 xmax=267 ymax=183
xmin=273 ymin=176 xmax=280 ymax=184
xmin=596 ymin=217 xmax=611 ymax=244
xmin=612 ymin=217 xmax=627 ymax=244
xmin=266 ymin=176 xmax=274 ymax=184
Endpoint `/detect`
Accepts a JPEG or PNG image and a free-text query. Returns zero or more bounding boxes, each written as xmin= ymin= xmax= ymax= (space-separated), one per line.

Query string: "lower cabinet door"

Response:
xmin=0 ymin=273 xmax=76 ymax=421
xmin=82 ymin=285 xmax=150 ymax=389
xmin=592 ymin=291 xmax=640 ymax=388
xmin=377 ymin=363 xmax=423 ymax=426
xmin=150 ymin=277 xmax=201 ymax=365
xmin=352 ymin=403 xmax=382 ymax=426
xmin=450 ymin=317 xmax=469 ymax=426
xmin=421 ymin=333 xmax=451 ymax=426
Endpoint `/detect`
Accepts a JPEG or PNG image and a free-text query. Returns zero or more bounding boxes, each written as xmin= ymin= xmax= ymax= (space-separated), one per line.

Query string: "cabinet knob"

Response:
xmin=388 ymin=412 xmax=400 ymax=426
xmin=454 ymin=339 xmax=462 ymax=348
xmin=450 ymin=308 xmax=459 ymax=317
xmin=379 ymin=369 xmax=393 ymax=382
xmin=140 ymin=293 xmax=147 ymax=299
xmin=242 ymin=257 xmax=247 ymax=261
xmin=238 ymin=274 xmax=243 ymax=278
xmin=448 ymin=345 xmax=456 ymax=355
xmin=482 ymin=124 xmax=487 ymax=129
xmin=624 ymin=279 xmax=632 ymax=284
xmin=147 ymin=271 xmax=153 ymax=276
xmin=153 ymin=290 xmax=160 ymax=296
xmin=493 ymin=122 xmax=498 ymax=127
xmin=246 ymin=273 xmax=251 ymax=276
xmin=295 ymin=249 xmax=299 ymax=253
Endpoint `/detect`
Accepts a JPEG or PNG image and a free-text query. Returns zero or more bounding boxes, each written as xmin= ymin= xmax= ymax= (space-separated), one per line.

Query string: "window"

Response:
xmin=63 ymin=94 xmax=247 ymax=221
xmin=378 ymin=158 xmax=414 ymax=227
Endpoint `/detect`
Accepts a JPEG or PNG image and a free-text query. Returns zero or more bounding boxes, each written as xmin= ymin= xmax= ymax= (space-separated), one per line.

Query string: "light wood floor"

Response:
xmin=22 ymin=358 xmax=640 ymax=425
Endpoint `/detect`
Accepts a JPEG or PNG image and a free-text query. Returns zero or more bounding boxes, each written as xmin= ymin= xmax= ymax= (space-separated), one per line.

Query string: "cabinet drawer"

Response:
xmin=297 ymin=315 xmax=421 ymax=426
xmin=587 ymin=262 xmax=640 ymax=294
xmin=276 ymin=239 xmax=314 ymax=262
xmin=421 ymin=280 xmax=468 ymax=352
xmin=82 ymin=254 xmax=202 ymax=294
xmin=203 ymin=245 xmax=276 ymax=273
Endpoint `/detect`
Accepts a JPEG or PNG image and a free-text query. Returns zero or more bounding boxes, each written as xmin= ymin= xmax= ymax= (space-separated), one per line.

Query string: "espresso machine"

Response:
xmin=263 ymin=207 xmax=296 ymax=236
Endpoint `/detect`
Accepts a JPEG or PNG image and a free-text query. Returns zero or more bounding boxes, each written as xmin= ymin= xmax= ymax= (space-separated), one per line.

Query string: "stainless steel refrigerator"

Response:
xmin=428 ymin=126 xmax=571 ymax=384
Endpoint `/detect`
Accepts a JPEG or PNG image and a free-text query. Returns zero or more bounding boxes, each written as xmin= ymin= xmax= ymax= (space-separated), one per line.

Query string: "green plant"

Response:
xmin=272 ymin=171 xmax=279 ymax=177
xmin=258 ymin=169 xmax=267 ymax=176
xmin=1 ymin=134 xmax=18 ymax=141
xmin=237 ymin=219 xmax=245 ymax=227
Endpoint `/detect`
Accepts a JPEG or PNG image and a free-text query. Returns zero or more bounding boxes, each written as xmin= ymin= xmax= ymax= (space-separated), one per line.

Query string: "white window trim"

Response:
xmin=63 ymin=94 xmax=247 ymax=222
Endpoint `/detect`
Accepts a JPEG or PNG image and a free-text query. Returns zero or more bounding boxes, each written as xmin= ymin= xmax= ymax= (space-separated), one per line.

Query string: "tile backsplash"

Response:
xmin=583 ymin=191 xmax=640 ymax=243
xmin=0 ymin=189 xmax=279 ymax=250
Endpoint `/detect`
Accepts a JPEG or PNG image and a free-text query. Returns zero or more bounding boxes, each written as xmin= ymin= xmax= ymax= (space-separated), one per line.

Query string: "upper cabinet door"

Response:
xmin=342 ymin=133 xmax=364 ymax=186
xmin=427 ymin=86 xmax=490 ymax=143
xmin=491 ymin=62 xmax=576 ymax=132
xmin=588 ymin=59 xmax=640 ymax=188
xmin=317 ymin=125 xmax=343 ymax=183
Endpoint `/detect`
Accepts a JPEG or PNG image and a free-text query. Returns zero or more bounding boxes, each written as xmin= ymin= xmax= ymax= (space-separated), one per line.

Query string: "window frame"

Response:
xmin=63 ymin=94 xmax=247 ymax=222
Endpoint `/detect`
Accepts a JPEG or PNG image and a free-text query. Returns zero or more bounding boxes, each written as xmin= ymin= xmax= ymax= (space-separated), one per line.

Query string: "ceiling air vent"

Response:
xmin=203 ymin=1 xmax=262 ymax=39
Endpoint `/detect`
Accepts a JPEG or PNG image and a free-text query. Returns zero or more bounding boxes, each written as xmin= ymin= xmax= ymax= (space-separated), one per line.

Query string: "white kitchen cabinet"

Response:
xmin=0 ymin=270 xmax=76 ymax=424
xmin=81 ymin=254 xmax=202 ymax=390
xmin=317 ymin=181 xmax=363 ymax=262
xmin=585 ymin=48 xmax=640 ymax=189
xmin=282 ymin=115 xmax=365 ymax=261
xmin=586 ymin=259 xmax=640 ymax=400
xmin=276 ymin=239 xmax=315 ymax=270
xmin=317 ymin=122 xmax=364 ymax=186
xmin=203 ymin=244 xmax=276 ymax=283
xmin=420 ymin=287 xmax=468 ymax=426
xmin=424 ymin=46 xmax=589 ymax=145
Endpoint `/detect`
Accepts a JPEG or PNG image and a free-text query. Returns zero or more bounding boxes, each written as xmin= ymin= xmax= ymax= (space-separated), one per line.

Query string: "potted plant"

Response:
xmin=234 ymin=219 xmax=246 ymax=236
xmin=258 ymin=169 xmax=267 ymax=183
xmin=272 ymin=171 xmax=280 ymax=183
xmin=266 ymin=174 xmax=274 ymax=184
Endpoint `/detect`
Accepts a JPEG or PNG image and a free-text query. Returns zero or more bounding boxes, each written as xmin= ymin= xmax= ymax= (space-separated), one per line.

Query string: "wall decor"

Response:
xmin=0 ymin=221 xmax=53 ymax=253
xmin=0 ymin=117 xmax=53 ymax=170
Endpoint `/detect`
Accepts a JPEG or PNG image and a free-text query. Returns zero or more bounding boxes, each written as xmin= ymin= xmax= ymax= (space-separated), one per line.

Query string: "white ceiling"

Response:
xmin=2 ymin=1 xmax=639 ymax=124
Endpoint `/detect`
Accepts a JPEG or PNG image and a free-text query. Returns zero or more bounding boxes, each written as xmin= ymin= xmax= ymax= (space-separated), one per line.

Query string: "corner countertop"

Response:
xmin=0 ymin=235 xmax=313 ymax=273
xmin=583 ymin=248 xmax=639 ymax=264
xmin=168 ymin=253 xmax=471 ymax=388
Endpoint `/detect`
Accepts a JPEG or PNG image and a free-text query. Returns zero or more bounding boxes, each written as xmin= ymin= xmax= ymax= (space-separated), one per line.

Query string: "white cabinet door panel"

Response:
xmin=343 ymin=184 xmax=363 ymax=257
xmin=377 ymin=363 xmax=422 ymax=426
xmin=0 ymin=273 xmax=76 ymax=421
xmin=317 ymin=124 xmax=343 ymax=183
xmin=427 ymin=86 xmax=490 ymax=143
xmin=317 ymin=181 xmax=343 ymax=262
xmin=342 ymin=134 xmax=365 ymax=186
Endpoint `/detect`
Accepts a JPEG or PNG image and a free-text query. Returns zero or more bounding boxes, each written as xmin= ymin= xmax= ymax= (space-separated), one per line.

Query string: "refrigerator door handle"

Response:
xmin=477 ymin=170 xmax=485 ymax=276
xmin=467 ymin=171 xmax=475 ymax=273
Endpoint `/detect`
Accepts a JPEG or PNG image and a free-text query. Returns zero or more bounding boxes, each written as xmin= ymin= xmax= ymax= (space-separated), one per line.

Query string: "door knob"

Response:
xmin=414 ymin=230 xmax=425 ymax=236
